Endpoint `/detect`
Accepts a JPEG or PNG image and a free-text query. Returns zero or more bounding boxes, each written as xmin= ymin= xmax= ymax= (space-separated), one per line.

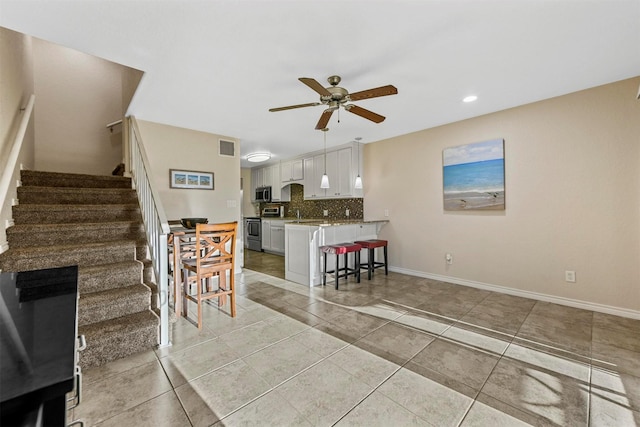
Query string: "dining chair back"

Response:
xmin=181 ymin=221 xmax=237 ymax=329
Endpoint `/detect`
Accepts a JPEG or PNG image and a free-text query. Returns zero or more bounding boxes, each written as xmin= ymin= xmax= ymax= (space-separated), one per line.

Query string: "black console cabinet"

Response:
xmin=0 ymin=266 xmax=79 ymax=426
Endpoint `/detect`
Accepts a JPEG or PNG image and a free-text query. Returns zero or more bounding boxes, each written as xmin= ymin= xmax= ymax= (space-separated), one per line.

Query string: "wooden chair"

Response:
xmin=181 ymin=221 xmax=237 ymax=329
xmin=169 ymin=233 xmax=199 ymax=316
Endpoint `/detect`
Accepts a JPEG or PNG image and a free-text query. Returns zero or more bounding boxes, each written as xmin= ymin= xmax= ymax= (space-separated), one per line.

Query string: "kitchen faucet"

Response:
xmin=296 ymin=209 xmax=301 ymax=219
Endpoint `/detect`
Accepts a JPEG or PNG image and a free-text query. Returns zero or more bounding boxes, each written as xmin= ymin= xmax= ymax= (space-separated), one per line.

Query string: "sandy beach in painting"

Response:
xmin=443 ymin=190 xmax=505 ymax=210
xmin=443 ymin=139 xmax=505 ymax=211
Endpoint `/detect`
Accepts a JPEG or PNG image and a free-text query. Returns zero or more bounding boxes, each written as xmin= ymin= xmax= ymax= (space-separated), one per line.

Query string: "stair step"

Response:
xmin=78 ymin=310 xmax=158 ymax=369
xmin=142 ymin=259 xmax=154 ymax=283
xmin=17 ymin=186 xmax=137 ymax=205
xmin=6 ymin=221 xmax=145 ymax=248
xmin=79 ymin=261 xmax=143 ymax=293
xmin=21 ymin=170 xmax=132 ymax=189
xmin=6 ymin=170 xmax=160 ymax=369
xmin=0 ymin=240 xmax=136 ymax=272
xmin=78 ymin=284 xmax=151 ymax=326
xmin=145 ymin=280 xmax=163 ymax=312
xmin=12 ymin=203 xmax=140 ymax=224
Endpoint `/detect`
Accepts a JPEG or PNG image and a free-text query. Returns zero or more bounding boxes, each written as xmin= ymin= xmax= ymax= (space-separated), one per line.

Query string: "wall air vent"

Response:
xmin=219 ymin=139 xmax=235 ymax=157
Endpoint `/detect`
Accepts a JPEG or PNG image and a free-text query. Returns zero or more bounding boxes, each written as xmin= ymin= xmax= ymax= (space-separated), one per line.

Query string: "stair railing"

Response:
xmin=0 ymin=94 xmax=35 ymax=254
xmin=127 ymin=116 xmax=171 ymax=348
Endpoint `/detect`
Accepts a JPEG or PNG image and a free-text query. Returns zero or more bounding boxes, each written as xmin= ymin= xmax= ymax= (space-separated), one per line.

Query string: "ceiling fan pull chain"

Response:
xmin=338 ymin=107 xmax=340 ymax=124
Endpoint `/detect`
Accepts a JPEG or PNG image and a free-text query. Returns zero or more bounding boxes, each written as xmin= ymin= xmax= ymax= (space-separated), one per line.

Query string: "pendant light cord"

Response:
xmin=323 ymin=128 xmax=327 ymax=173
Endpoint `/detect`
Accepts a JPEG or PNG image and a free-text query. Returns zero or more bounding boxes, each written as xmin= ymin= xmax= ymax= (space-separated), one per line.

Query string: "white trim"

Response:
xmin=389 ymin=265 xmax=640 ymax=320
xmin=0 ymin=241 xmax=9 ymax=254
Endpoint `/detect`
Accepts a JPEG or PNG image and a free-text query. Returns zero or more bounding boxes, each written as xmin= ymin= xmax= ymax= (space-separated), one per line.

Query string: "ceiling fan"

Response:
xmin=269 ymin=75 xmax=398 ymax=130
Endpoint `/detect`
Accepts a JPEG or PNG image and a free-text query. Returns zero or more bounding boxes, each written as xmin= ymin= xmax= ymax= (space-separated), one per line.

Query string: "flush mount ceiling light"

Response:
xmin=246 ymin=152 xmax=271 ymax=163
xmin=462 ymin=95 xmax=478 ymax=103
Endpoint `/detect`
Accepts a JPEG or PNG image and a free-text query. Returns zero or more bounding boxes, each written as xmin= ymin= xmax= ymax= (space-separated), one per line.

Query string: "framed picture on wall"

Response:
xmin=169 ymin=169 xmax=214 ymax=190
xmin=443 ymin=139 xmax=505 ymax=210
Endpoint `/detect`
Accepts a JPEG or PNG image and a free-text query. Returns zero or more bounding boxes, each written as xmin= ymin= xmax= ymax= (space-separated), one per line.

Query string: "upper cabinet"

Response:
xmin=303 ymin=154 xmax=327 ymax=199
xmin=251 ymin=163 xmax=290 ymax=202
xmin=251 ymin=141 xmax=362 ymax=202
xmin=303 ymin=142 xmax=362 ymax=200
xmin=324 ymin=147 xmax=353 ymax=198
xmin=281 ymin=159 xmax=304 ymax=183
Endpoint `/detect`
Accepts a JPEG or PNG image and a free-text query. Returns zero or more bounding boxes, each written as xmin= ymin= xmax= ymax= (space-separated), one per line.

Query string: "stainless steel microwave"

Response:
xmin=255 ymin=186 xmax=271 ymax=203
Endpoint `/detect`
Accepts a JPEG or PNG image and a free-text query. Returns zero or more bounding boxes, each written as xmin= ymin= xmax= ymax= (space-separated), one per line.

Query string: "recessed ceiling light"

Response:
xmin=463 ymin=95 xmax=478 ymax=103
xmin=246 ymin=152 xmax=271 ymax=162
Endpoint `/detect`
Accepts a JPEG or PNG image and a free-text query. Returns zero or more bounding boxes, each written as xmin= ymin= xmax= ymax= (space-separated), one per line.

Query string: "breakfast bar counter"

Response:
xmin=284 ymin=220 xmax=388 ymax=286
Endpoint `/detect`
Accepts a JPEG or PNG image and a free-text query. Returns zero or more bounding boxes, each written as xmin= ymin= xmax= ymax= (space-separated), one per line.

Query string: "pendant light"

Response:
xmin=320 ymin=128 xmax=330 ymax=189
xmin=354 ymin=137 xmax=363 ymax=189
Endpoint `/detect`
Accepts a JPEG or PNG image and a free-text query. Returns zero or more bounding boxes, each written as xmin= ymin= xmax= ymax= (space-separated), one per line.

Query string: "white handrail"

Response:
xmin=128 ymin=116 xmax=171 ymax=347
xmin=106 ymin=119 xmax=123 ymax=133
xmin=106 ymin=119 xmax=123 ymax=129
xmin=0 ymin=94 xmax=35 ymax=208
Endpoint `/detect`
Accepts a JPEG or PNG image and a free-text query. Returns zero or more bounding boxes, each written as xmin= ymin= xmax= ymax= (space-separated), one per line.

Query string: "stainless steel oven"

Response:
xmin=245 ymin=217 xmax=262 ymax=251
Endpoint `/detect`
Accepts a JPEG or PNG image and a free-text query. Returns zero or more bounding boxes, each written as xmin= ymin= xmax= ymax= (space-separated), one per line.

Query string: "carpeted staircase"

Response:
xmin=0 ymin=170 xmax=159 ymax=368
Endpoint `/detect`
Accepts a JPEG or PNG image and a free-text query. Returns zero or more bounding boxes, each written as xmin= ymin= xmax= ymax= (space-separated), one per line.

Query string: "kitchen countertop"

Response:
xmin=284 ymin=219 xmax=389 ymax=227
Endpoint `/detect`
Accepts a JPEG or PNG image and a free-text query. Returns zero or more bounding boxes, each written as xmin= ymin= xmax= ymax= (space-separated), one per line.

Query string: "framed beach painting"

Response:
xmin=170 ymin=169 xmax=214 ymax=190
xmin=443 ymin=139 xmax=505 ymax=210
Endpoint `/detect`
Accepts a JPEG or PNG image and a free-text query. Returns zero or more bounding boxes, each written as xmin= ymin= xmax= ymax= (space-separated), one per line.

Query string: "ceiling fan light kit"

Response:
xmin=246 ymin=152 xmax=271 ymax=163
xmin=269 ymin=75 xmax=397 ymax=129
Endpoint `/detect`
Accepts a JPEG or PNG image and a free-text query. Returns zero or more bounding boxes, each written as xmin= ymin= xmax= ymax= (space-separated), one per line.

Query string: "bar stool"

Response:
xmin=354 ymin=239 xmax=388 ymax=280
xmin=320 ymin=242 xmax=362 ymax=289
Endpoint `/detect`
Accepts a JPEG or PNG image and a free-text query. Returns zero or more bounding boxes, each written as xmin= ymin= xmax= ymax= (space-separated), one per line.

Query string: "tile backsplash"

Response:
xmin=260 ymin=183 xmax=363 ymax=220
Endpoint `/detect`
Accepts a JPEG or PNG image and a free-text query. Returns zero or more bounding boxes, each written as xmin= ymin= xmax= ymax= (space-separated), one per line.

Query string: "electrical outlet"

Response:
xmin=323 ymin=210 xmax=328 ymax=216
xmin=445 ymin=253 xmax=453 ymax=265
xmin=384 ymin=209 xmax=389 ymax=217
xmin=565 ymin=270 xmax=576 ymax=283
xmin=345 ymin=209 xmax=349 ymax=217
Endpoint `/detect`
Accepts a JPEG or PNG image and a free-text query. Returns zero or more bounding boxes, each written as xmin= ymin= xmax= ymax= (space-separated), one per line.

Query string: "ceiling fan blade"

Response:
xmin=344 ymin=104 xmax=386 ymax=123
xmin=299 ymin=77 xmax=332 ymax=97
xmin=269 ymin=102 xmax=321 ymax=112
xmin=348 ymin=85 xmax=398 ymax=101
xmin=315 ymin=109 xmax=334 ymax=130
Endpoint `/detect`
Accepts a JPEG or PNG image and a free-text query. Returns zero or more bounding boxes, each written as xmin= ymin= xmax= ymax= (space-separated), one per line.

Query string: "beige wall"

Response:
xmin=32 ymin=38 xmax=140 ymax=175
xmin=0 ymin=27 xmax=35 ymax=251
xmin=241 ymin=167 xmax=257 ymax=217
xmin=136 ymin=120 xmax=241 ymax=224
xmin=364 ymin=77 xmax=640 ymax=314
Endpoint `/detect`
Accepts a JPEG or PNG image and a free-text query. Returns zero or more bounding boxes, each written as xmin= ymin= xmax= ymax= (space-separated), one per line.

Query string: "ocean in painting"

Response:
xmin=443 ymin=158 xmax=505 ymax=210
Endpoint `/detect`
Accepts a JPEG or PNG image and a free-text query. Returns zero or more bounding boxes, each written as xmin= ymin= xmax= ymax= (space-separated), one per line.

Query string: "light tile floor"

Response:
xmin=73 ymin=268 xmax=640 ymax=426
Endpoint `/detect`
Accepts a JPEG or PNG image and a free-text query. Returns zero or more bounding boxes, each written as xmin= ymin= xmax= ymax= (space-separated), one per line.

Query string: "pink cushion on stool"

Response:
xmin=321 ymin=243 xmax=362 ymax=255
xmin=354 ymin=239 xmax=387 ymax=249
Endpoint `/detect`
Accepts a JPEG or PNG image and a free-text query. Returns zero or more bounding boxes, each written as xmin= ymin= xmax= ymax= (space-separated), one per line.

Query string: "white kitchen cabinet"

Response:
xmin=270 ymin=223 xmax=285 ymax=254
xmin=251 ymin=164 xmax=290 ymax=202
xmin=303 ymin=144 xmax=361 ymax=200
xmin=261 ymin=219 xmax=285 ymax=255
xmin=268 ymin=165 xmax=281 ymax=201
xmin=303 ymin=155 xmax=327 ymax=199
xmin=261 ymin=219 xmax=271 ymax=250
xmin=281 ymin=159 xmax=304 ymax=183
xmin=324 ymin=147 xmax=353 ymax=198
xmin=250 ymin=167 xmax=263 ymax=202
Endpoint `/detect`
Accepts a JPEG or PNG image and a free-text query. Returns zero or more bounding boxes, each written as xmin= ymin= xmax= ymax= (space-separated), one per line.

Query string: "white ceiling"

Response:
xmin=2 ymin=1 xmax=639 ymax=168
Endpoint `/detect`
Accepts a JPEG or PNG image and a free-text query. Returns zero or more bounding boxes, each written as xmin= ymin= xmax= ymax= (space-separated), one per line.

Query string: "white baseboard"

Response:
xmin=389 ymin=266 xmax=640 ymax=320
